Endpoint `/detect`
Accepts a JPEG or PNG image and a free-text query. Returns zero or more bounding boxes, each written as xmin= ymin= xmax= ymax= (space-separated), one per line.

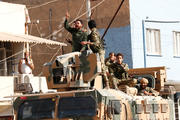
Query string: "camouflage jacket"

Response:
xmin=64 ymin=19 xmax=88 ymax=52
xmin=105 ymin=58 xmax=115 ymax=66
xmin=109 ymin=62 xmax=129 ymax=79
xmin=138 ymin=86 xmax=159 ymax=96
xmin=88 ymin=28 xmax=104 ymax=53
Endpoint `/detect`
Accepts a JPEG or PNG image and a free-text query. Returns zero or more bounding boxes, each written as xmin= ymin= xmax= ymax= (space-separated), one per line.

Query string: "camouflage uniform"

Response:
xmin=109 ymin=62 xmax=136 ymax=89
xmin=88 ymin=28 xmax=109 ymax=88
xmin=105 ymin=58 xmax=115 ymax=67
xmin=137 ymin=86 xmax=159 ymax=96
xmin=64 ymin=19 xmax=88 ymax=52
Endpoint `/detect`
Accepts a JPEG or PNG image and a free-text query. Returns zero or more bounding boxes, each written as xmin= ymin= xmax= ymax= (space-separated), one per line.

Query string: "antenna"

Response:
xmin=101 ymin=0 xmax=125 ymax=40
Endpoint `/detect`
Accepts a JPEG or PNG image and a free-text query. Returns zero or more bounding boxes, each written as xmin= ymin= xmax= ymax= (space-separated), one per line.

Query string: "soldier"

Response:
xmin=137 ymin=78 xmax=159 ymax=96
xmin=109 ymin=53 xmax=136 ymax=89
xmin=64 ymin=12 xmax=88 ymax=52
xmin=81 ymin=20 xmax=109 ymax=88
xmin=105 ymin=52 xmax=116 ymax=66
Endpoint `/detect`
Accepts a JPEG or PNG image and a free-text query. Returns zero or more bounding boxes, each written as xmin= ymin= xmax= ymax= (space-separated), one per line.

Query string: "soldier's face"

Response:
xmin=75 ymin=21 xmax=83 ymax=29
xmin=109 ymin=53 xmax=114 ymax=57
xmin=141 ymin=83 xmax=147 ymax=89
xmin=117 ymin=55 xmax=123 ymax=64
xmin=110 ymin=54 xmax=116 ymax=62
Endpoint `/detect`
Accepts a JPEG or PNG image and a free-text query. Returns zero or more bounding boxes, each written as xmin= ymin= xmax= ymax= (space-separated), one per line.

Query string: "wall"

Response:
xmin=0 ymin=2 xmax=26 ymax=34
xmin=0 ymin=77 xmax=13 ymax=101
xmin=129 ymin=0 xmax=180 ymax=81
xmin=0 ymin=76 xmax=53 ymax=101
xmin=99 ymin=25 xmax=133 ymax=68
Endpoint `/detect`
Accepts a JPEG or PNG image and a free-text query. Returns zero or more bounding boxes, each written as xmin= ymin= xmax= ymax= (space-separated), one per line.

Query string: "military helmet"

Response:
xmin=140 ymin=78 xmax=149 ymax=84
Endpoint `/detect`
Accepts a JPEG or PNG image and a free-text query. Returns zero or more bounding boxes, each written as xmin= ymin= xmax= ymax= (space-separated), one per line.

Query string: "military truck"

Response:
xmin=13 ymin=52 xmax=177 ymax=120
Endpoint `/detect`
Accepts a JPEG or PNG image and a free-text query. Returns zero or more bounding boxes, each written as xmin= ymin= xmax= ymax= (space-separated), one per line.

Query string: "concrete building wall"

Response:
xmin=129 ymin=0 xmax=180 ymax=81
xmin=0 ymin=2 xmax=26 ymax=34
xmin=99 ymin=25 xmax=133 ymax=68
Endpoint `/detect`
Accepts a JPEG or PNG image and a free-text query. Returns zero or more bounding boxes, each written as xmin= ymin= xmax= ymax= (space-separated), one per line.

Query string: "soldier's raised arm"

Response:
xmin=64 ymin=12 xmax=74 ymax=33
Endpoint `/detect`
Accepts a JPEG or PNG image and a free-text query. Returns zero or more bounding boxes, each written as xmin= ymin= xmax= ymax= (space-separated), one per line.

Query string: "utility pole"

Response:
xmin=86 ymin=0 xmax=91 ymax=33
xmin=24 ymin=8 xmax=39 ymax=56
xmin=24 ymin=8 xmax=29 ymax=56
xmin=49 ymin=8 xmax=53 ymax=40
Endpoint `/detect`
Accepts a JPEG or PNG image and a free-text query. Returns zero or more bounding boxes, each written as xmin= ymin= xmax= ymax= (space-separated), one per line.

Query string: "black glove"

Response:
xmin=66 ymin=39 xmax=72 ymax=45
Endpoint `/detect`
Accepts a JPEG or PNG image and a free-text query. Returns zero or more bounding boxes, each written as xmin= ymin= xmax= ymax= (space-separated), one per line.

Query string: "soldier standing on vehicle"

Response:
xmin=109 ymin=53 xmax=136 ymax=89
xmin=137 ymin=78 xmax=159 ymax=96
xmin=64 ymin=12 xmax=88 ymax=52
xmin=81 ymin=20 xmax=110 ymax=89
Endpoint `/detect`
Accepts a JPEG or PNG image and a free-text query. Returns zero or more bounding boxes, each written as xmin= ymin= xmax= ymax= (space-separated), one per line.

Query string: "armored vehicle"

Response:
xmin=12 ymin=51 xmax=178 ymax=120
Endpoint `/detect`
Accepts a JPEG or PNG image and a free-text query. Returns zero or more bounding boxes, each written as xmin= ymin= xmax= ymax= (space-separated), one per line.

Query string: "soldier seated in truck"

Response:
xmin=105 ymin=52 xmax=116 ymax=66
xmin=108 ymin=53 xmax=137 ymax=89
xmin=137 ymin=78 xmax=159 ymax=96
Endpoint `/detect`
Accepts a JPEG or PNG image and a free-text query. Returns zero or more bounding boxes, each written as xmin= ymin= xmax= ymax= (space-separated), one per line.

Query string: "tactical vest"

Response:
xmin=90 ymin=38 xmax=105 ymax=53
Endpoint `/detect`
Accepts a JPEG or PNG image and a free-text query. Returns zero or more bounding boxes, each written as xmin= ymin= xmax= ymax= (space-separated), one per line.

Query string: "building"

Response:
xmin=99 ymin=0 xmax=180 ymax=81
xmin=3 ymin=0 xmax=180 ymax=81
xmin=0 ymin=2 xmax=28 ymax=76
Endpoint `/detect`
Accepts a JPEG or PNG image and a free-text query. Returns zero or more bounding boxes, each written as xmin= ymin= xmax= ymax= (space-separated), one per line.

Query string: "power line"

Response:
xmin=45 ymin=0 xmax=106 ymax=39
xmin=101 ymin=0 xmax=125 ymax=39
xmin=27 ymin=0 xmax=60 ymax=10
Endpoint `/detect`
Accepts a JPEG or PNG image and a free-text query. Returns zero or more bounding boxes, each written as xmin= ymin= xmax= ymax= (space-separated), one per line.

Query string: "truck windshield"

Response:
xmin=58 ymin=96 xmax=97 ymax=118
xmin=17 ymin=98 xmax=55 ymax=120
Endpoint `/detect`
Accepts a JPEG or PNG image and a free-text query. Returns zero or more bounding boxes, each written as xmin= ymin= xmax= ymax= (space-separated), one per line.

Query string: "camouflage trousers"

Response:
xmin=98 ymin=50 xmax=109 ymax=88
xmin=109 ymin=76 xmax=137 ymax=89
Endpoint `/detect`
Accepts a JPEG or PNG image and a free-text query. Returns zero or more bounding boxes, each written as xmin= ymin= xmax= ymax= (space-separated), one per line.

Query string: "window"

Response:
xmin=108 ymin=100 xmax=121 ymax=120
xmin=146 ymin=29 xmax=161 ymax=55
xmin=135 ymin=104 xmax=143 ymax=114
xmin=145 ymin=104 xmax=151 ymax=113
xmin=110 ymin=100 xmax=121 ymax=115
xmin=18 ymin=98 xmax=55 ymax=120
xmin=161 ymin=104 xmax=168 ymax=113
xmin=173 ymin=31 xmax=180 ymax=56
xmin=58 ymin=96 xmax=96 ymax=118
xmin=153 ymin=104 xmax=159 ymax=113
